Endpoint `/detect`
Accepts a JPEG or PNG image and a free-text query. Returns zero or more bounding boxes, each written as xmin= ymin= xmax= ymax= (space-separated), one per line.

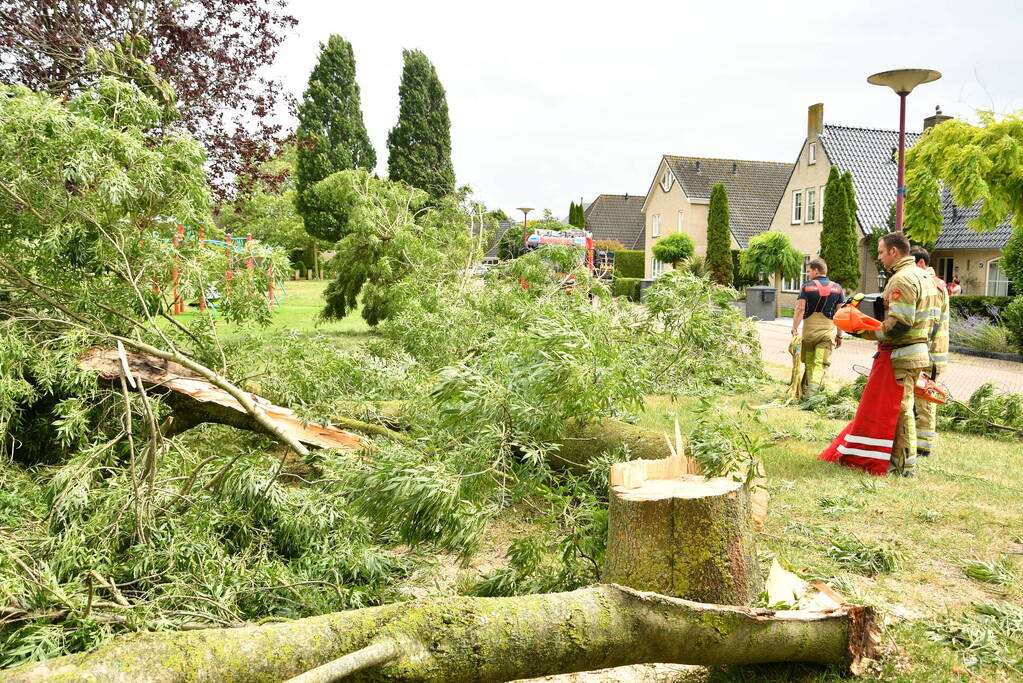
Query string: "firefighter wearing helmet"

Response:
xmin=821 ymin=232 xmax=942 ymax=477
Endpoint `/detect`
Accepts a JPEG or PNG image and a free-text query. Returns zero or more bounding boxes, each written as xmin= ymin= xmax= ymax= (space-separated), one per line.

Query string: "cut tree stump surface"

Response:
xmin=606 ymin=455 xmax=763 ymax=606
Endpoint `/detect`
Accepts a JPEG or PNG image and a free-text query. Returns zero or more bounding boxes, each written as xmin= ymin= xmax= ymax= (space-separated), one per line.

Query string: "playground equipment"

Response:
xmin=161 ymin=224 xmax=284 ymax=315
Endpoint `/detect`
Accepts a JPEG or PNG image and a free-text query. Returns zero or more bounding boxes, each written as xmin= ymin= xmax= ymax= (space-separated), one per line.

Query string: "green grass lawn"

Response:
xmin=172 ymin=279 xmax=373 ymax=346
xmin=636 ymin=368 xmax=1023 ymax=682
xmin=170 ymin=286 xmax=1021 ymax=680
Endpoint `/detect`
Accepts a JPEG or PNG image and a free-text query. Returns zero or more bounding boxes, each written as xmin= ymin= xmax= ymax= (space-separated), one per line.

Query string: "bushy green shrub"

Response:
xmin=731 ymin=249 xmax=764 ymax=291
xmin=651 ymin=232 xmax=695 ymax=268
xmin=611 ymin=277 xmax=641 ymax=301
xmin=613 ymin=250 xmax=644 ymax=278
xmin=1002 ymin=295 xmax=1023 ymax=353
xmin=949 ymin=296 xmax=1014 ymax=321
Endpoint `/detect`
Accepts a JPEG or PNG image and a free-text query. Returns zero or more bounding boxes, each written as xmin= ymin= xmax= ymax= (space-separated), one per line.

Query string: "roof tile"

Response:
xmin=583 ymin=194 xmax=646 ymax=250
xmin=663 ymin=156 xmax=791 ymax=248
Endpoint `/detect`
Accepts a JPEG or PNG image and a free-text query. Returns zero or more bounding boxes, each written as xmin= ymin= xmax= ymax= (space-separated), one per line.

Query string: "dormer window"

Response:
xmin=808 ymin=142 xmax=817 ymax=165
xmin=660 ymin=168 xmax=673 ymax=193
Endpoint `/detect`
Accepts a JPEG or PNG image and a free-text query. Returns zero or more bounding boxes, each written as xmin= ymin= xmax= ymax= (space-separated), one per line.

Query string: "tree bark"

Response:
xmin=552 ymin=418 xmax=670 ymax=474
xmin=78 ymin=347 xmax=371 ymax=451
xmin=605 ymin=457 xmax=763 ymax=606
xmin=5 ymin=584 xmax=877 ymax=683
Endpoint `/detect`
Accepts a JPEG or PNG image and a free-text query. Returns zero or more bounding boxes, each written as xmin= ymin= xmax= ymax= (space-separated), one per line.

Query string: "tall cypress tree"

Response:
xmin=706 ymin=183 xmax=732 ymax=285
xmin=838 ymin=171 xmax=862 ymax=291
xmin=819 ymin=166 xmax=859 ymax=291
xmin=568 ymin=201 xmax=578 ymax=227
xmin=295 ymin=35 xmax=376 ymax=243
xmin=387 ymin=49 xmax=455 ymax=200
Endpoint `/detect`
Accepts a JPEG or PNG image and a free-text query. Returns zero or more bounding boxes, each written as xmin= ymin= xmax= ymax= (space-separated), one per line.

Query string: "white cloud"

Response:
xmin=271 ymin=0 xmax=1021 ymax=215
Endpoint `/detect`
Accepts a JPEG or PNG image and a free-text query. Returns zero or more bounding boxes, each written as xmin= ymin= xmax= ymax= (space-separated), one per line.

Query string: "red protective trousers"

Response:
xmin=818 ymin=349 xmax=901 ymax=476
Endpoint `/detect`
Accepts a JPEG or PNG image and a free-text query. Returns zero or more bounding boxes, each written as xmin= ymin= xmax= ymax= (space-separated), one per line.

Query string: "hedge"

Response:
xmin=949 ymin=296 xmax=1014 ymax=321
xmin=613 ymin=250 xmax=644 ymax=279
xmin=612 ymin=277 xmax=641 ymax=302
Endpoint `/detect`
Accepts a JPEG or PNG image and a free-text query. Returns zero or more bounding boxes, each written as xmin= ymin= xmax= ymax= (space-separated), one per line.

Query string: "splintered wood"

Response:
xmin=609 ymin=453 xmax=698 ymax=490
xmin=609 ymin=453 xmax=767 ymax=530
xmin=78 ymin=347 xmax=370 ymax=451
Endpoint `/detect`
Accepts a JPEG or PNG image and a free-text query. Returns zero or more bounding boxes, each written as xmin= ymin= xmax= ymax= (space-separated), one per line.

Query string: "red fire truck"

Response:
xmin=522 ymin=229 xmax=615 ymax=283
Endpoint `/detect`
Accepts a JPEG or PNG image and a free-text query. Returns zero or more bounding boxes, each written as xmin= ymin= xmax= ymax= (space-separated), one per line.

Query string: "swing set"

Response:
xmin=159 ymin=224 xmax=285 ymax=315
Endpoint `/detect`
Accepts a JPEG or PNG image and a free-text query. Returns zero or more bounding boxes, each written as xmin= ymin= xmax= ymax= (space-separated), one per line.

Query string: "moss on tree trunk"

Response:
xmin=605 ymin=474 xmax=763 ymax=606
xmin=6 ymin=585 xmax=876 ymax=682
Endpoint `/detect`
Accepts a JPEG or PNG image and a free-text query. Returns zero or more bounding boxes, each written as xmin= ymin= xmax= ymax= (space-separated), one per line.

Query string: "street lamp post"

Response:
xmin=516 ymin=207 xmax=534 ymax=256
xmin=867 ymin=69 xmax=941 ymax=232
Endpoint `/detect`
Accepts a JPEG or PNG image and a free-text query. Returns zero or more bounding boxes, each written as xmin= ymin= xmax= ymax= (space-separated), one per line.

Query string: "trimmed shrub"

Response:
xmin=652 ymin=232 xmax=696 ymax=268
xmin=614 ymin=250 xmax=645 ymax=279
xmin=612 ymin=277 xmax=641 ymax=301
xmin=1002 ymin=295 xmax=1023 ymax=353
xmin=949 ymin=296 xmax=1014 ymax=321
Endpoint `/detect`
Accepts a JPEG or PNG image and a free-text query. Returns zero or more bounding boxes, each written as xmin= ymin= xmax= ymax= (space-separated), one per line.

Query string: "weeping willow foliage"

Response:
xmin=0 ymin=108 xmax=766 ymax=668
xmin=905 ymin=112 xmax=1023 ymax=245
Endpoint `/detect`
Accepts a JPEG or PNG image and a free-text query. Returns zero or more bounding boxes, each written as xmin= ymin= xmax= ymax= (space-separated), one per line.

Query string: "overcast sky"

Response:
xmin=270 ymin=0 xmax=1021 ymax=218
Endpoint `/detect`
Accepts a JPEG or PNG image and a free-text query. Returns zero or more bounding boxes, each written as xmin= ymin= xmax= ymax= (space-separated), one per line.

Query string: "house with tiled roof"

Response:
xmin=769 ymin=103 xmax=1015 ymax=307
xmin=933 ymin=189 xmax=1015 ymax=296
xmin=583 ymin=194 xmax=645 ymax=251
xmin=640 ymin=155 xmax=791 ymax=278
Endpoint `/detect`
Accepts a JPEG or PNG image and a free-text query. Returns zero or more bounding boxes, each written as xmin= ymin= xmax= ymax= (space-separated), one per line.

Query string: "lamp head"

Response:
xmin=867 ymin=69 xmax=941 ymax=94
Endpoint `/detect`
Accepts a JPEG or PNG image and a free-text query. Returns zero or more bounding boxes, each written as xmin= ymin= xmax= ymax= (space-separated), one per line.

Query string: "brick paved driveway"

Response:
xmin=756 ymin=319 xmax=1023 ymax=399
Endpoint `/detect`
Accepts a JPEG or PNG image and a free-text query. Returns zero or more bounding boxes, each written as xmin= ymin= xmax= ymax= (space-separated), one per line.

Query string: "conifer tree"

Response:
xmin=568 ymin=201 xmax=578 ymax=227
xmin=387 ymin=49 xmax=455 ymax=200
xmin=819 ymin=167 xmax=859 ymax=291
xmin=706 ymin=183 xmax=733 ymax=285
xmin=295 ymin=35 xmax=376 ymax=243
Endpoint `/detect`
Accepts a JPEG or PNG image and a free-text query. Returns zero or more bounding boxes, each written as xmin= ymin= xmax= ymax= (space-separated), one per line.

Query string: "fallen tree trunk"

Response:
xmin=79 ymin=347 xmax=373 ymax=451
xmin=605 ymin=456 xmax=763 ymax=605
xmin=6 ymin=584 xmax=877 ymax=682
xmin=552 ymin=418 xmax=669 ymax=474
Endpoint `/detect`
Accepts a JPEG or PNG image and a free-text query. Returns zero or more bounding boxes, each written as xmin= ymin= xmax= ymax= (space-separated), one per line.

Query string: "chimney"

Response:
xmin=807 ymin=103 xmax=824 ymax=140
xmin=924 ymin=105 xmax=952 ymax=131
xmin=624 ymin=193 xmax=629 ymax=200
xmin=731 ymin=162 xmax=738 ymax=175
xmin=695 ymin=160 xmax=701 ymax=173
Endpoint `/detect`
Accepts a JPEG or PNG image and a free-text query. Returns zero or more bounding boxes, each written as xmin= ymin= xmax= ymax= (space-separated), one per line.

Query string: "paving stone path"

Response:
xmin=756 ymin=318 xmax=1023 ymax=400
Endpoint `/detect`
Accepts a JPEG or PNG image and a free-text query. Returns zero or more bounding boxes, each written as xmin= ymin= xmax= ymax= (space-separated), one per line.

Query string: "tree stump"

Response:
xmin=605 ymin=455 xmax=763 ymax=606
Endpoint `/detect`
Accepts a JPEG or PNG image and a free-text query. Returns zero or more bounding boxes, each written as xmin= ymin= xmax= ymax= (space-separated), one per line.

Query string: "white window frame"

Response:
xmin=806 ymin=188 xmax=817 ymax=223
xmin=652 ymin=213 xmax=661 ymax=237
xmin=808 ymin=142 xmax=817 ymax=165
xmin=819 ymin=185 xmax=825 ymax=215
xmin=987 ymin=258 xmax=1010 ymax=296
xmin=652 ymin=258 xmax=664 ymax=278
xmin=660 ymin=169 xmax=673 ymax=193
xmin=782 ymin=255 xmax=811 ymax=293
xmin=677 ymin=210 xmax=684 ymax=231
xmin=791 ymin=191 xmax=803 ymax=224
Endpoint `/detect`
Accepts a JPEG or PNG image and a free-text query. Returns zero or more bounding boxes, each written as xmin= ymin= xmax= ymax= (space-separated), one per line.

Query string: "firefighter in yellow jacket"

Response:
xmin=857 ymin=233 xmax=942 ymax=476
xmin=910 ymin=246 xmax=950 ymax=458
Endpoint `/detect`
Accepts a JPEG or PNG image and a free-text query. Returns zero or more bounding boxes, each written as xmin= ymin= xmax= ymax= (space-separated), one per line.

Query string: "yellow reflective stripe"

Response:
xmin=891 ymin=343 xmax=929 ymax=359
xmin=889 ymin=303 xmax=916 ymax=319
